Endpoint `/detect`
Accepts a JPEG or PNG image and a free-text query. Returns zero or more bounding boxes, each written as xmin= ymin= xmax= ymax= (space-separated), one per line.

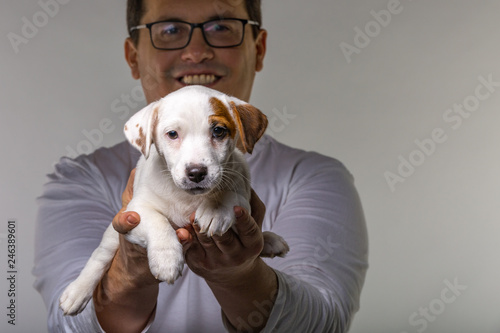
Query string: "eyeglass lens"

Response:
xmin=150 ymin=19 xmax=245 ymax=50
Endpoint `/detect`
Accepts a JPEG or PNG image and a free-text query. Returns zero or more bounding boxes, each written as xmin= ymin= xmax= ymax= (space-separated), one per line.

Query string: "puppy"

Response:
xmin=60 ymin=85 xmax=289 ymax=316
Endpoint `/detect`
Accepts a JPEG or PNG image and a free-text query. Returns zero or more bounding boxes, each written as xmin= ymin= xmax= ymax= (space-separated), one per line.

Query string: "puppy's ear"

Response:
xmin=124 ymin=101 xmax=159 ymax=159
xmin=229 ymin=100 xmax=268 ymax=154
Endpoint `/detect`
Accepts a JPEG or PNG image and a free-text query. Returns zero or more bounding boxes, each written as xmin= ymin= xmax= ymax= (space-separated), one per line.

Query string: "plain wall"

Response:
xmin=1 ymin=1 xmax=499 ymax=332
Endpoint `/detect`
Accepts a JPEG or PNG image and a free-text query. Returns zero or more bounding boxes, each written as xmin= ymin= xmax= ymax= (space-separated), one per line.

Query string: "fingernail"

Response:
xmin=234 ymin=207 xmax=244 ymax=218
xmin=127 ymin=215 xmax=138 ymax=225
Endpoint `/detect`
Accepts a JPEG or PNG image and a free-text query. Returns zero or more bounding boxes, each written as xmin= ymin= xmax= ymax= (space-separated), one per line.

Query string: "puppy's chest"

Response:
xmin=161 ymin=194 xmax=205 ymax=228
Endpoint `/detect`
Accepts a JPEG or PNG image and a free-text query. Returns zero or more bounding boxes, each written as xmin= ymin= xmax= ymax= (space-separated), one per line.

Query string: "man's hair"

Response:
xmin=127 ymin=0 xmax=262 ymax=45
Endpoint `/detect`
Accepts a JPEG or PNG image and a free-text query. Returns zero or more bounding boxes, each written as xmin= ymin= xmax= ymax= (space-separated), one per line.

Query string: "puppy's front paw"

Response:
xmin=59 ymin=279 xmax=94 ymax=316
xmin=260 ymin=231 xmax=290 ymax=258
xmin=195 ymin=202 xmax=235 ymax=236
xmin=148 ymin=242 xmax=184 ymax=284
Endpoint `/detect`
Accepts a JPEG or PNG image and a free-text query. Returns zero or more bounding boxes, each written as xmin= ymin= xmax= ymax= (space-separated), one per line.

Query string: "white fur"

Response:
xmin=59 ymin=86 xmax=289 ymax=316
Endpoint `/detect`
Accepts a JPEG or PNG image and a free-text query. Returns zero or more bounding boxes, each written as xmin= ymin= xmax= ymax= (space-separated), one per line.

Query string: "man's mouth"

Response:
xmin=180 ymin=74 xmax=219 ymax=85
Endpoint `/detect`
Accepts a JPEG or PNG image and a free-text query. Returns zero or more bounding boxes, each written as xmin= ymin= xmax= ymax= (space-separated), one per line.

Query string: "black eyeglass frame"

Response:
xmin=129 ymin=18 xmax=260 ymax=50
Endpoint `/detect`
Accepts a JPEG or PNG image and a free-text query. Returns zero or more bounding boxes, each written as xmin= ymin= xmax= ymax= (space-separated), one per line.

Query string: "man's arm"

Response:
xmin=33 ymin=151 xmax=140 ymax=333
xmin=251 ymin=152 xmax=369 ymax=333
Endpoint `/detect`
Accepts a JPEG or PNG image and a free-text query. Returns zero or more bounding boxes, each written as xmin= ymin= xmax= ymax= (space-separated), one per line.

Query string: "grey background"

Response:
xmin=1 ymin=0 xmax=499 ymax=332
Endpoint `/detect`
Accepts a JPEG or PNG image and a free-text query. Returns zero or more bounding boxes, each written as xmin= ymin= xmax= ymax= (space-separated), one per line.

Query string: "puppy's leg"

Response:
xmin=260 ymin=231 xmax=290 ymax=258
xmin=125 ymin=208 xmax=184 ymax=284
xmin=60 ymin=224 xmax=119 ymax=315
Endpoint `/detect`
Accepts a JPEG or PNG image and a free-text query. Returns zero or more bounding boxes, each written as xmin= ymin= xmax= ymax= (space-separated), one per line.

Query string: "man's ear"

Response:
xmin=254 ymin=29 xmax=267 ymax=73
xmin=229 ymin=101 xmax=268 ymax=154
xmin=124 ymin=37 xmax=140 ymax=80
xmin=124 ymin=101 xmax=159 ymax=159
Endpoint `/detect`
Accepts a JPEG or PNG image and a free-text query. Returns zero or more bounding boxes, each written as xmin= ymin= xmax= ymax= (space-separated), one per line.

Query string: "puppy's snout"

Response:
xmin=186 ymin=165 xmax=208 ymax=183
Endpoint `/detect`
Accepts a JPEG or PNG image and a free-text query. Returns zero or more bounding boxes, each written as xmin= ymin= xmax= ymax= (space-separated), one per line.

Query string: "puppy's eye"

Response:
xmin=167 ymin=131 xmax=178 ymax=140
xmin=212 ymin=126 xmax=227 ymax=139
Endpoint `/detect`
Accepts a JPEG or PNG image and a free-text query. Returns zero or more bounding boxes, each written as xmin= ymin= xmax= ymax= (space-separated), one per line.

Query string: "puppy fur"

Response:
xmin=59 ymin=85 xmax=289 ymax=316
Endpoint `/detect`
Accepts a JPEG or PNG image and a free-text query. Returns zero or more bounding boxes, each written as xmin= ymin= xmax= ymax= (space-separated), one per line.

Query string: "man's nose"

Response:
xmin=181 ymin=29 xmax=214 ymax=63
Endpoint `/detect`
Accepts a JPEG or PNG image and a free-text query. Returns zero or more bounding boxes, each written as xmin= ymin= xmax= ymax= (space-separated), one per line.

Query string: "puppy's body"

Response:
xmin=60 ymin=86 xmax=289 ymax=316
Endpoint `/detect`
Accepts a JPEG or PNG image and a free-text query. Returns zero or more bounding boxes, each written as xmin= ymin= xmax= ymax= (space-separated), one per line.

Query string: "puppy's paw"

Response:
xmin=195 ymin=202 xmax=235 ymax=236
xmin=260 ymin=231 xmax=290 ymax=258
xmin=148 ymin=242 xmax=184 ymax=284
xmin=59 ymin=279 xmax=94 ymax=316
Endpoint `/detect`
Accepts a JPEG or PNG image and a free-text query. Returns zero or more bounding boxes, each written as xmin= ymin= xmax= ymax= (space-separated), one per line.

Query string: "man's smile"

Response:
xmin=180 ymin=74 xmax=220 ymax=85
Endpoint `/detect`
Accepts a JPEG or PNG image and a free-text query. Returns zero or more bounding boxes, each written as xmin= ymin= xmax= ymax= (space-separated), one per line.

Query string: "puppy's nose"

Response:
xmin=186 ymin=165 xmax=208 ymax=183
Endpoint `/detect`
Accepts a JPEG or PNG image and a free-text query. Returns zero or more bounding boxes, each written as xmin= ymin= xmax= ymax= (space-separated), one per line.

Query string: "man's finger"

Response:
xmin=233 ymin=206 xmax=263 ymax=252
xmin=193 ymin=222 xmax=219 ymax=251
xmin=176 ymin=228 xmax=193 ymax=244
xmin=211 ymin=227 xmax=239 ymax=255
xmin=113 ymin=210 xmax=140 ymax=234
xmin=250 ymin=189 xmax=266 ymax=228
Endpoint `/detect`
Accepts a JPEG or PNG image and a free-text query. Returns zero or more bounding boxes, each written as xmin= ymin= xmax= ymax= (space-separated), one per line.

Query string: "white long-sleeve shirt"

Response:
xmin=33 ymin=135 xmax=368 ymax=333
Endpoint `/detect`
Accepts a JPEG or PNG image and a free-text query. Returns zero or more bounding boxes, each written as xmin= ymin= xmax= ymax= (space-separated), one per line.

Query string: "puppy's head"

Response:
xmin=124 ymin=85 xmax=267 ymax=194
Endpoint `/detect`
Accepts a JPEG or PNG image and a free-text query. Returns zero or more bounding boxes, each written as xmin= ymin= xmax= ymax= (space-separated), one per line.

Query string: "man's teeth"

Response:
xmin=181 ymin=74 xmax=216 ymax=85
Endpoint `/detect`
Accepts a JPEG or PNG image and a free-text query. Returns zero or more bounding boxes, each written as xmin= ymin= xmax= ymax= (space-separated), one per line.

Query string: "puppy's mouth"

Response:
xmin=187 ymin=186 xmax=211 ymax=195
xmin=178 ymin=74 xmax=220 ymax=86
xmin=182 ymin=177 xmax=222 ymax=196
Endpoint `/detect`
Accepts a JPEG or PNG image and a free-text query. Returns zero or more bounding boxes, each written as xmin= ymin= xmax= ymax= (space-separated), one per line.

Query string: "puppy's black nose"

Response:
xmin=186 ymin=165 xmax=208 ymax=183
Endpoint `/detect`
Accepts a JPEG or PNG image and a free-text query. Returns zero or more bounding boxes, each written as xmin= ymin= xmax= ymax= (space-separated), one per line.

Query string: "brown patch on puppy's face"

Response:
xmin=208 ymin=97 xmax=236 ymax=140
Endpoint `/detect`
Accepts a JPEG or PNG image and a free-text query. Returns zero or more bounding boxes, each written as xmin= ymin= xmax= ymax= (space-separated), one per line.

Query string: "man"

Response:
xmin=34 ymin=0 xmax=368 ymax=332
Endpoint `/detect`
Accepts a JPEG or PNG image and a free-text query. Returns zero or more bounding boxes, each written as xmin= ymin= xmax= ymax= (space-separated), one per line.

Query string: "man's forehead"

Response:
xmin=142 ymin=0 xmax=248 ymax=22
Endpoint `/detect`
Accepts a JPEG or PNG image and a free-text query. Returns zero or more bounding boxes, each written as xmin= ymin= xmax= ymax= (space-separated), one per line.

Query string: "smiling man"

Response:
xmin=125 ymin=0 xmax=264 ymax=103
xmin=34 ymin=1 xmax=369 ymax=332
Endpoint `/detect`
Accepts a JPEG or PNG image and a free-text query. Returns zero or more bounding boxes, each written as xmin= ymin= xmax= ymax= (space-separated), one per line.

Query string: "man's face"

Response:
xmin=125 ymin=0 xmax=267 ymax=103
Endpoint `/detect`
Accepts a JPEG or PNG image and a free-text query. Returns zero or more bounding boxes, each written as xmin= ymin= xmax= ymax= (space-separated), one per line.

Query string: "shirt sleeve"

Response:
xmin=250 ymin=150 xmax=369 ymax=333
xmin=32 ymin=145 xmax=138 ymax=332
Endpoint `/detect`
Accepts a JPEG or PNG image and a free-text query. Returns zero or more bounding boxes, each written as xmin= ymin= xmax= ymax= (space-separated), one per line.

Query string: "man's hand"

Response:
xmin=179 ymin=190 xmax=267 ymax=285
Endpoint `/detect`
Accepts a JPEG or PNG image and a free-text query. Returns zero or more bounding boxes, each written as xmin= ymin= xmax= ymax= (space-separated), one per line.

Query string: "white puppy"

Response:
xmin=60 ymin=85 xmax=289 ymax=316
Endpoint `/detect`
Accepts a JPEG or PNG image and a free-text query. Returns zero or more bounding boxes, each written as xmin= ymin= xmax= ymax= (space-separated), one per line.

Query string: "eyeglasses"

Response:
xmin=130 ymin=18 xmax=260 ymax=50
